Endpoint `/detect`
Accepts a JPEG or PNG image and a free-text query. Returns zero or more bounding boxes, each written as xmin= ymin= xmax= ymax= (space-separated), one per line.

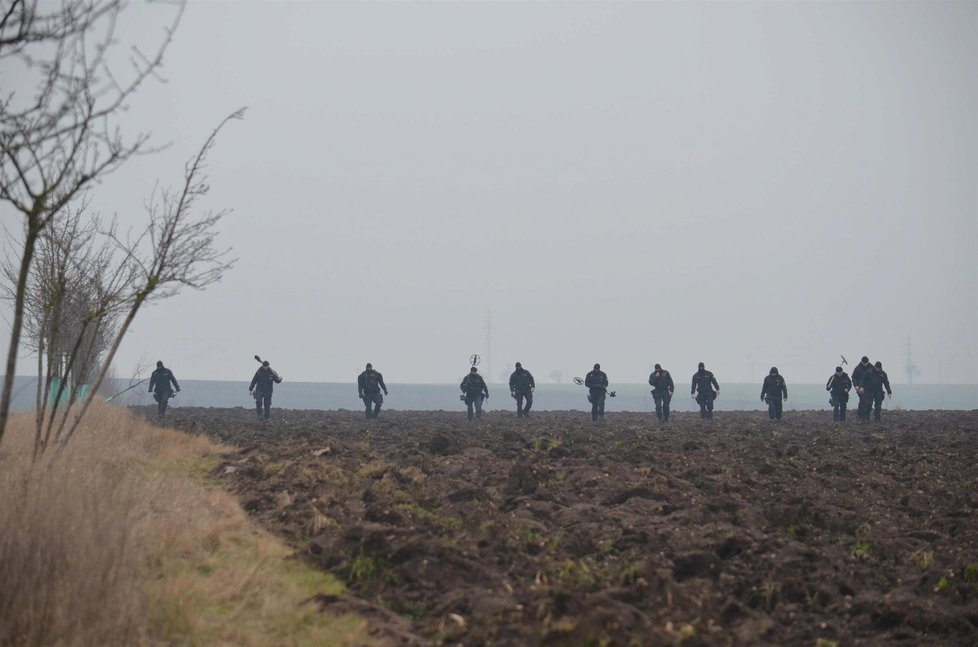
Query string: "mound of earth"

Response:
xmin=148 ymin=407 xmax=978 ymax=646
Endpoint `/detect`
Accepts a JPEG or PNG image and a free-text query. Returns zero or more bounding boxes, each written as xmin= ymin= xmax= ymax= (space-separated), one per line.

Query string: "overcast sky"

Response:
xmin=3 ymin=0 xmax=976 ymax=385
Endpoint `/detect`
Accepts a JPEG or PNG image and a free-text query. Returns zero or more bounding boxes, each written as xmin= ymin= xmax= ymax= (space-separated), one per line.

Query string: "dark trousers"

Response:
xmin=870 ymin=391 xmax=885 ymax=421
xmin=695 ymin=392 xmax=715 ymax=419
xmin=153 ymin=390 xmax=172 ymax=417
xmin=652 ymin=392 xmax=671 ymax=421
xmin=515 ymin=391 xmax=532 ymax=417
xmin=831 ymin=395 xmax=848 ymax=421
xmin=857 ymin=391 xmax=874 ymax=421
xmin=362 ymin=392 xmax=383 ymax=418
xmin=255 ymin=393 xmax=271 ymax=419
xmin=466 ymin=394 xmax=485 ymax=419
xmin=589 ymin=391 xmax=605 ymax=421
xmin=766 ymin=396 xmax=783 ymax=420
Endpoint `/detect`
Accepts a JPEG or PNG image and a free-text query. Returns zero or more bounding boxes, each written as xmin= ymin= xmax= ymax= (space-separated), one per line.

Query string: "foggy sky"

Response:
xmin=3 ymin=1 xmax=976 ymax=385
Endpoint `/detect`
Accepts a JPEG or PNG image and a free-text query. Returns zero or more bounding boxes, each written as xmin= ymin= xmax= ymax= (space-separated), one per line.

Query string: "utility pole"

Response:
xmin=904 ymin=337 xmax=920 ymax=385
xmin=485 ymin=311 xmax=493 ymax=384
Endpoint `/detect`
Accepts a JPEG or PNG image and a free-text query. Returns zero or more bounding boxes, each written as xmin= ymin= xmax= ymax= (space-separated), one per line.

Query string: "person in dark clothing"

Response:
xmin=585 ymin=363 xmax=609 ymax=422
xmin=357 ymin=363 xmax=389 ymax=419
xmin=826 ymin=366 xmax=853 ymax=422
xmin=148 ymin=360 xmax=180 ymax=418
xmin=249 ymin=360 xmax=282 ymax=420
xmin=691 ymin=362 xmax=720 ymax=419
xmin=460 ymin=366 xmax=489 ymax=420
xmin=648 ymin=363 xmax=674 ymax=422
xmin=859 ymin=361 xmax=892 ymax=422
xmin=760 ymin=367 xmax=788 ymax=420
xmin=509 ymin=362 xmax=535 ymax=418
xmin=851 ymin=356 xmax=873 ymax=422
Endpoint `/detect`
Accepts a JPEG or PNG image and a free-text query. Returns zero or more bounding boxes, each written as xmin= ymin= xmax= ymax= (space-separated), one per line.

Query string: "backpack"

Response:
xmin=363 ymin=372 xmax=379 ymax=394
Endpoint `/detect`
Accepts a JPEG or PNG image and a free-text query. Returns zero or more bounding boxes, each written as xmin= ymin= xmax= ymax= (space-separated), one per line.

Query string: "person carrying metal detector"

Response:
xmin=460 ymin=366 xmax=489 ymax=420
xmin=249 ymin=355 xmax=282 ymax=420
xmin=578 ymin=363 xmax=615 ymax=422
xmin=509 ymin=362 xmax=535 ymax=418
xmin=691 ymin=362 xmax=720 ymax=419
xmin=148 ymin=361 xmax=180 ymax=418
xmin=648 ymin=363 xmax=674 ymax=423
xmin=760 ymin=367 xmax=788 ymax=420
xmin=826 ymin=365 xmax=853 ymax=422
xmin=357 ymin=363 xmax=389 ymax=419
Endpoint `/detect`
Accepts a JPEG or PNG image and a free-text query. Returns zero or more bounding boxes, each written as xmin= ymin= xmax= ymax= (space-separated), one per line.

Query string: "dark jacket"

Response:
xmin=826 ymin=372 xmax=852 ymax=398
xmin=250 ymin=366 xmax=281 ymax=396
xmin=860 ymin=369 xmax=892 ymax=395
xmin=358 ymin=370 xmax=388 ymax=397
xmin=761 ymin=374 xmax=788 ymax=400
xmin=585 ymin=369 xmax=608 ymax=395
xmin=648 ymin=370 xmax=674 ymax=394
xmin=461 ymin=373 xmax=489 ymax=397
xmin=851 ymin=362 xmax=871 ymax=390
xmin=509 ymin=368 xmax=535 ymax=393
xmin=691 ymin=370 xmax=719 ymax=395
xmin=149 ymin=368 xmax=179 ymax=395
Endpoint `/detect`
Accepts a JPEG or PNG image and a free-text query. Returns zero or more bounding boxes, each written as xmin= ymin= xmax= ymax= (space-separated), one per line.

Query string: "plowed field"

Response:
xmin=148 ymin=407 xmax=978 ymax=646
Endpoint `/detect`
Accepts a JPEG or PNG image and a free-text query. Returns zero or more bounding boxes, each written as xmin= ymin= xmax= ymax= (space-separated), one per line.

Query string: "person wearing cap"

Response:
xmin=648 ymin=363 xmax=674 ymax=422
xmin=858 ymin=361 xmax=892 ymax=422
xmin=249 ymin=360 xmax=282 ymax=420
xmin=357 ymin=363 xmax=389 ymax=419
xmin=826 ymin=366 xmax=853 ymax=422
xmin=691 ymin=362 xmax=720 ymax=419
xmin=584 ymin=363 xmax=609 ymax=422
xmin=851 ymin=356 xmax=873 ymax=422
xmin=148 ymin=360 xmax=180 ymax=418
xmin=508 ymin=362 xmax=535 ymax=418
xmin=760 ymin=367 xmax=788 ymax=420
xmin=460 ymin=366 xmax=489 ymax=420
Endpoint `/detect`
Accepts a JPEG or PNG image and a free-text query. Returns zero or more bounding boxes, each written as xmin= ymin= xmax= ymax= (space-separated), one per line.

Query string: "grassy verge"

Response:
xmin=0 ymin=404 xmax=372 ymax=647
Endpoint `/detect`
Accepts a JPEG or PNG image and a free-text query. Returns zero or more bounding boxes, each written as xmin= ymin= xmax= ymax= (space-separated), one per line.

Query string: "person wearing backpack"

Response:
xmin=249 ymin=360 xmax=282 ymax=420
xmin=460 ymin=366 xmax=489 ymax=420
xmin=357 ymin=363 xmax=389 ymax=419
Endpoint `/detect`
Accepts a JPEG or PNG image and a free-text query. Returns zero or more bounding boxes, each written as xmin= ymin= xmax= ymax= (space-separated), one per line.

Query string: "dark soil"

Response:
xmin=148 ymin=407 xmax=978 ymax=646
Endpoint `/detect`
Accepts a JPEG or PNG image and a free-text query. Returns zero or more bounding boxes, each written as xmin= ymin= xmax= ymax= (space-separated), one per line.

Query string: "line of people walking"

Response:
xmin=146 ymin=356 xmax=893 ymax=424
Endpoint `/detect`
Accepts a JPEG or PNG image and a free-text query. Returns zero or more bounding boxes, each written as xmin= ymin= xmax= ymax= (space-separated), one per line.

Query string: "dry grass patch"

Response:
xmin=0 ymin=404 xmax=373 ymax=647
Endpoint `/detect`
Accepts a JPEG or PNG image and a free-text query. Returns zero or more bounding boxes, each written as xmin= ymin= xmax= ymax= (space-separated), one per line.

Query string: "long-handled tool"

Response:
xmin=573 ymin=376 xmax=616 ymax=397
xmin=105 ymin=377 xmax=150 ymax=402
xmin=254 ymin=354 xmax=283 ymax=382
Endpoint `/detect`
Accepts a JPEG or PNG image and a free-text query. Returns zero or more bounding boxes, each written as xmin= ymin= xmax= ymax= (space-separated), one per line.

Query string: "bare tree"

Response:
xmin=2 ymin=109 xmax=240 ymax=458
xmin=3 ymin=204 xmax=136 ymax=457
xmin=0 ymin=0 xmax=184 ymax=443
xmin=45 ymin=109 xmax=242 ymax=456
